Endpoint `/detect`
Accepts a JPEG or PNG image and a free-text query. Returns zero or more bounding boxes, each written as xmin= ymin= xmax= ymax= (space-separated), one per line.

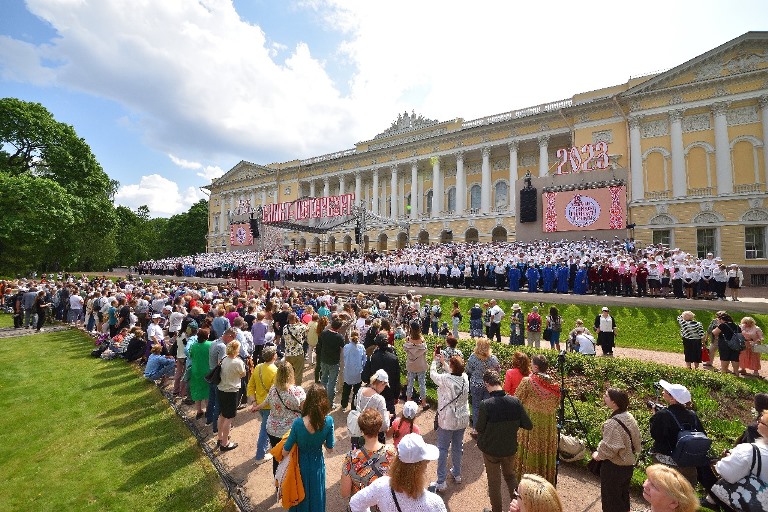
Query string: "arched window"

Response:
xmin=447 ymin=187 xmax=456 ymax=212
xmin=426 ymin=190 xmax=433 ymax=215
xmin=470 ymin=185 xmax=481 ymax=210
xmin=494 ymin=181 xmax=508 ymax=207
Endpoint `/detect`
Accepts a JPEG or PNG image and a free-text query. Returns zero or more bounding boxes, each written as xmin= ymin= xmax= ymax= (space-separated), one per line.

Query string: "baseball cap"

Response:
xmin=152 ymin=313 xmax=161 ymax=319
xmin=601 ymin=307 xmax=609 ymax=312
xmin=372 ymin=369 xmax=389 ymax=385
xmin=402 ymin=401 xmax=418 ymax=419
xmin=397 ymin=433 xmax=439 ymax=464
xmin=658 ymin=379 xmax=691 ymax=404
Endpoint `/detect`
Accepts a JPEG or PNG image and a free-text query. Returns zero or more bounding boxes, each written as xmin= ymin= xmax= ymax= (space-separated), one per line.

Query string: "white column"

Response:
xmin=410 ymin=160 xmax=419 ymax=219
xmin=455 ymin=152 xmax=466 ymax=214
xmin=481 ymin=146 xmax=492 ymax=213
xmin=399 ymin=174 xmax=405 ymax=218
xmin=669 ymin=110 xmax=686 ymax=197
xmin=372 ymin=170 xmax=379 ymax=214
xmin=629 ymin=116 xmax=644 ymax=201
xmin=323 ymin=177 xmax=330 ymax=198
xmin=431 ymin=157 xmax=441 ymax=217
xmin=390 ymin=166 xmax=398 ymax=219
xmin=220 ymin=192 xmax=227 ymax=234
xmin=249 ymin=189 xmax=256 ymax=212
xmin=261 ymin=188 xmax=267 ymax=206
xmin=712 ymin=102 xmax=733 ymax=194
xmin=273 ymin=187 xmax=278 ymax=203
xmin=760 ymin=96 xmax=768 ymax=188
xmin=538 ymin=134 xmax=550 ymax=177
xmin=338 ymin=175 xmax=345 ymax=196
xmin=354 ymin=172 xmax=362 ymax=206
xmin=309 ymin=180 xmax=316 ymax=198
xmin=364 ymin=180 xmax=370 ymax=210
xmin=508 ymin=141 xmax=518 ymax=214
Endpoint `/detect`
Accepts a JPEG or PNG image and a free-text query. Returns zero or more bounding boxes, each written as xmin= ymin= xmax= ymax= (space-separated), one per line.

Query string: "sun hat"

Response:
xmin=372 ymin=369 xmax=389 ymax=385
xmin=397 ymin=433 xmax=439 ymax=463
xmin=402 ymin=401 xmax=418 ymax=419
xmin=658 ymin=379 xmax=691 ymax=404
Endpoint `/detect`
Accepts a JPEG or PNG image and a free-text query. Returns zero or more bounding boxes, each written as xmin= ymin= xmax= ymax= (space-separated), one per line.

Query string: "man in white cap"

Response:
xmin=648 ymin=380 xmax=707 ymax=487
xmin=594 ymin=307 xmax=617 ymax=356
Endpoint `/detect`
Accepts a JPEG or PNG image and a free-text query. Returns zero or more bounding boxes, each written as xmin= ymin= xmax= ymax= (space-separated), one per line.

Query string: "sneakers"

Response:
xmin=429 ymin=481 xmax=447 ymax=492
xmin=450 ymin=470 xmax=462 ymax=483
xmin=255 ymin=453 xmax=274 ymax=465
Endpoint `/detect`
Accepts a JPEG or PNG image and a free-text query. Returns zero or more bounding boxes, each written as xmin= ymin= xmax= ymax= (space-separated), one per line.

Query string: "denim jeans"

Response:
xmin=406 ymin=371 xmax=426 ymax=402
xmin=436 ymin=427 xmax=465 ymax=484
xmin=431 ymin=321 xmax=439 ymax=335
xmin=320 ymin=362 xmax=340 ymax=403
xmin=255 ymin=409 xmax=271 ymax=460
xmin=470 ymin=384 xmax=490 ymax=429
xmin=206 ymin=381 xmax=220 ymax=432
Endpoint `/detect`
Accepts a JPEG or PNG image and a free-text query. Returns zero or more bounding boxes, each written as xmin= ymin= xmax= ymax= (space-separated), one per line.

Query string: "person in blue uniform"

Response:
xmin=541 ymin=263 xmax=556 ymax=293
xmin=573 ymin=265 xmax=589 ymax=295
xmin=556 ymin=263 xmax=570 ymax=294
xmin=508 ymin=265 xmax=521 ymax=292
xmin=526 ymin=265 xmax=540 ymax=293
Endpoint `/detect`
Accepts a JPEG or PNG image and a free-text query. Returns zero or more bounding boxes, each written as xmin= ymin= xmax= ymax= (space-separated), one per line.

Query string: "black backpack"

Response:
xmin=667 ymin=409 xmax=712 ymax=467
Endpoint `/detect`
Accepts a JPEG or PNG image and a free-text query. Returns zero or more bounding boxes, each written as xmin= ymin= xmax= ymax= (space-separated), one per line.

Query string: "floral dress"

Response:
xmin=266 ymin=385 xmax=306 ymax=438
xmin=514 ymin=373 xmax=561 ymax=484
xmin=739 ymin=324 xmax=765 ymax=373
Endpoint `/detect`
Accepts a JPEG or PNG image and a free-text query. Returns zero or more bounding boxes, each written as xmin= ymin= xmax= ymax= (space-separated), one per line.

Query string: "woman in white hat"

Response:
xmin=352 ymin=369 xmax=391 ymax=449
xmin=349 ymin=433 xmax=446 ymax=512
xmin=509 ymin=304 xmax=525 ymax=346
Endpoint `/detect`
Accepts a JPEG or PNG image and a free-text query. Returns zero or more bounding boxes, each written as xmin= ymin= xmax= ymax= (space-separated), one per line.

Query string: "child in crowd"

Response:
xmin=386 ymin=401 xmax=420 ymax=448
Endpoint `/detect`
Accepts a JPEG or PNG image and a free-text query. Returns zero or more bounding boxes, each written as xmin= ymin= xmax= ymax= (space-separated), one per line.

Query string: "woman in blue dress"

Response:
xmin=283 ymin=382 xmax=335 ymax=512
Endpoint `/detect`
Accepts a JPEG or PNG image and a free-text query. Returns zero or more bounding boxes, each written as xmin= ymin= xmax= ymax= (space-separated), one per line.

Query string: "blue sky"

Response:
xmin=1 ymin=0 xmax=766 ymax=216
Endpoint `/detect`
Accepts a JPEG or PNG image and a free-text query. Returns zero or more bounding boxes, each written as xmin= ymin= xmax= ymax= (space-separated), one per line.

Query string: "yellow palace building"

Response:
xmin=206 ymin=31 xmax=768 ymax=284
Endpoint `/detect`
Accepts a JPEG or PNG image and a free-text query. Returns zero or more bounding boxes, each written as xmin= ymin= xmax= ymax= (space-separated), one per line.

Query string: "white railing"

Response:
xmin=462 ymin=98 xmax=572 ymax=129
xmin=645 ymin=190 xmax=671 ymax=200
xmin=735 ymin=183 xmax=765 ymax=193
xmin=300 ymin=148 xmax=356 ymax=166
xmin=687 ymin=187 xmax=714 ymax=197
xmin=492 ymin=205 xmax=509 ymax=213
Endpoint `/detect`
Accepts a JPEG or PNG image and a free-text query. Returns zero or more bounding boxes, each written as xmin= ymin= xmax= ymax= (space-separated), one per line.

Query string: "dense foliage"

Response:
xmin=0 ymin=98 xmax=208 ymax=272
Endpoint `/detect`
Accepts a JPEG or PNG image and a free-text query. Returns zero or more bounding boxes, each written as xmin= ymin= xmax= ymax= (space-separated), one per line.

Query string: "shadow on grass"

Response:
xmin=155 ymin=474 xmax=233 ymax=512
xmin=116 ymin=440 xmax=199 ymax=492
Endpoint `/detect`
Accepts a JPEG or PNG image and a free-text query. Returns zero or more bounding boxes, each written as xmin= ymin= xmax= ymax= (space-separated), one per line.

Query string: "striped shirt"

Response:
xmin=678 ymin=316 xmax=704 ymax=340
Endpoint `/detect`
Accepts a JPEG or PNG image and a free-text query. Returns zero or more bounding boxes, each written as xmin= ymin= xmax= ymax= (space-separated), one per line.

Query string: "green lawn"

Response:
xmin=0 ymin=328 xmax=233 ymax=512
xmin=422 ymin=295 xmax=768 ymax=353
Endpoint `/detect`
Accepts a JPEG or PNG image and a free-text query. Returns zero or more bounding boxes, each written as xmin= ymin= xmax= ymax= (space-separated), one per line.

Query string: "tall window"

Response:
xmin=494 ymin=181 xmax=508 ymax=208
xmin=652 ymin=229 xmax=671 ymax=247
xmin=745 ymin=226 xmax=766 ymax=259
xmin=696 ymin=228 xmax=717 ymax=258
xmin=470 ymin=185 xmax=481 ymax=210
xmin=447 ymin=188 xmax=456 ymax=212
xmin=426 ymin=191 xmax=433 ymax=215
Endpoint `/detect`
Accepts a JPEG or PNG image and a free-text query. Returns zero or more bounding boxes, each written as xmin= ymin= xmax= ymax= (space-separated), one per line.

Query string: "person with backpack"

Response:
xmin=430 ymin=299 xmax=442 ymax=336
xmin=544 ymin=306 xmax=562 ymax=351
xmin=712 ymin=313 xmax=744 ymax=376
xmin=648 ymin=380 xmax=709 ymax=487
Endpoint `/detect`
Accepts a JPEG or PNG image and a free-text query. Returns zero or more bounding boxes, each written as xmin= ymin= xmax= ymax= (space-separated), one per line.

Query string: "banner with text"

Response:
xmin=262 ymin=193 xmax=355 ymax=223
xmin=543 ymin=186 xmax=625 ymax=232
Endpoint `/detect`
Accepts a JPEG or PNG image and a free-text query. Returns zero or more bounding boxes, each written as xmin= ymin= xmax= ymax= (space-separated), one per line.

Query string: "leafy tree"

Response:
xmin=0 ymin=98 xmax=117 ymax=271
xmin=163 ymin=199 xmax=209 ymax=256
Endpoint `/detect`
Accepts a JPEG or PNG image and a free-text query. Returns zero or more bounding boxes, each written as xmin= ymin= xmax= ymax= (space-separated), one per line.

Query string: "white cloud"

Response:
xmin=114 ymin=174 xmax=205 ymax=217
xmin=197 ymin=165 xmax=224 ymax=181
xmin=168 ymin=154 xmax=202 ymax=169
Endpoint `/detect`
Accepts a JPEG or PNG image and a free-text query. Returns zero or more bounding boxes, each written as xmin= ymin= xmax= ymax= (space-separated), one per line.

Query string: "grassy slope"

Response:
xmin=0 ymin=328 xmax=233 ymax=512
xmin=420 ymin=294 xmax=767 ymax=353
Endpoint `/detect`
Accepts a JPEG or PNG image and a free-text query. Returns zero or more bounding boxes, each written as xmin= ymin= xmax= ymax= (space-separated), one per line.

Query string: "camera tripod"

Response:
xmin=554 ymin=350 xmax=595 ymax=487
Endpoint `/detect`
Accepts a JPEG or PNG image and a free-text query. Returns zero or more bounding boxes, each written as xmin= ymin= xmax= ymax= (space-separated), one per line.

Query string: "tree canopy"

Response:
xmin=0 ymin=98 xmax=209 ymax=273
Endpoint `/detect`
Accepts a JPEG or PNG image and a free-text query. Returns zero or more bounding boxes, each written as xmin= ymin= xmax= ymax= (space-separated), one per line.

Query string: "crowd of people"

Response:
xmin=1 ymin=273 xmax=764 ymax=512
xmin=135 ymin=238 xmax=747 ymax=301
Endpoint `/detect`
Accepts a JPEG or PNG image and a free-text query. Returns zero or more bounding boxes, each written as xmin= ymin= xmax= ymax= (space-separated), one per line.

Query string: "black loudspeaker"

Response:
xmin=250 ymin=219 xmax=260 ymax=239
xmin=519 ymin=188 xmax=537 ymax=223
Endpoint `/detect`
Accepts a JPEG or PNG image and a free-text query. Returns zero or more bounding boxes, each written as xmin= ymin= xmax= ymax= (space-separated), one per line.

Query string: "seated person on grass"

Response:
xmin=144 ymin=344 xmax=175 ymax=384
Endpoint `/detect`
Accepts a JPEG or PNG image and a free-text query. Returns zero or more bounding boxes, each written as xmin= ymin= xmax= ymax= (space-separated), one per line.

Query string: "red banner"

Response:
xmin=543 ymin=186 xmax=626 ymax=232
xmin=262 ymin=193 xmax=355 ymax=223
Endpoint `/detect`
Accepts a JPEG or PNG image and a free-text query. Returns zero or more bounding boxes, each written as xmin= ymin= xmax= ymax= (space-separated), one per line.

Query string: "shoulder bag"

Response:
xmin=711 ymin=444 xmax=768 ymax=512
xmin=347 ymin=393 xmax=375 ymax=437
xmin=204 ymin=356 xmax=226 ymax=385
xmin=588 ymin=416 xmax=636 ymax=476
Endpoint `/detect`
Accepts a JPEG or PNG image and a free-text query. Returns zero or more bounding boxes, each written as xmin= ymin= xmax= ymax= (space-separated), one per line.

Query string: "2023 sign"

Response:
xmin=555 ymin=142 xmax=609 ymax=174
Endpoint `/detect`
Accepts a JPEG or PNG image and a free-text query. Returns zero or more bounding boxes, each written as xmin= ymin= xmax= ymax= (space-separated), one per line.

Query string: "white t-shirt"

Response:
xmin=490 ymin=305 xmax=505 ymax=324
xmin=576 ymin=333 xmax=596 ymax=355
xmin=69 ymin=294 xmax=84 ymax=311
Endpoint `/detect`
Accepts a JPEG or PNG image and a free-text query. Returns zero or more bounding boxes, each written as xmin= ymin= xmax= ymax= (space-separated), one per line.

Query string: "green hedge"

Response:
xmin=395 ymin=335 xmax=768 ymax=487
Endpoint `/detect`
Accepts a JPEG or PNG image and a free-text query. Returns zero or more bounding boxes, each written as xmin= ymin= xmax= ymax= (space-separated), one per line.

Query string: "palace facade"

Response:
xmin=206 ymin=31 xmax=768 ymax=284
